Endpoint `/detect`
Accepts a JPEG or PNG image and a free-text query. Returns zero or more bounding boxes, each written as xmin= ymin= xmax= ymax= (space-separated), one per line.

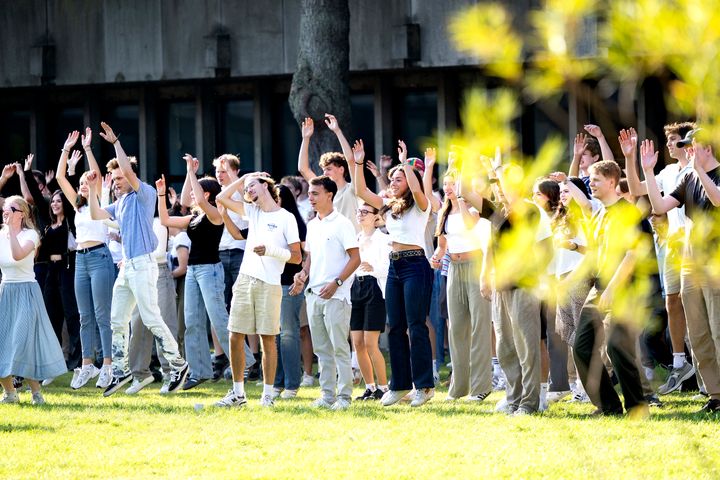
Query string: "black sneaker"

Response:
xmin=645 ymin=394 xmax=663 ymax=408
xmin=103 ymin=373 xmax=132 ymax=397
xmin=246 ymin=363 xmax=260 ymax=381
xmin=12 ymin=376 xmax=23 ymax=390
xmin=212 ymin=354 xmax=229 ymax=382
xmin=696 ymin=398 xmax=720 ymax=414
xmin=182 ymin=377 xmax=208 ymax=391
xmin=371 ymin=389 xmax=385 ymax=400
xmin=355 ymin=388 xmax=375 ymax=401
xmin=167 ymin=363 xmax=190 ymax=393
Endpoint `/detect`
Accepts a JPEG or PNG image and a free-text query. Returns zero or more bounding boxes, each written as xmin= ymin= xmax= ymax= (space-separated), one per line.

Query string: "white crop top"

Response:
xmin=444 ymin=211 xmax=491 ymax=254
xmin=75 ymin=206 xmax=108 ymax=244
xmin=382 ymin=198 xmax=431 ymax=249
xmin=0 ymin=228 xmax=40 ymax=282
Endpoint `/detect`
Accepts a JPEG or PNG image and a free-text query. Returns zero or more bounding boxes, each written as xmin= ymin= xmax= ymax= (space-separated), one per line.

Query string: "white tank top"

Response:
xmin=75 ymin=206 xmax=108 ymax=244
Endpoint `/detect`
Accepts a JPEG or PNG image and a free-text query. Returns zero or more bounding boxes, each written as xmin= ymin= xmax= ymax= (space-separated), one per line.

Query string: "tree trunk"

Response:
xmin=289 ymin=0 xmax=351 ymax=174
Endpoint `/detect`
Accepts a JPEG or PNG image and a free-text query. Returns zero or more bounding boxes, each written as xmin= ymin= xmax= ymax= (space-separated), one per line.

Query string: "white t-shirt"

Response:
xmin=553 ymin=229 xmax=587 ymax=278
xmin=655 ymin=162 xmax=691 ymax=234
xmin=151 ymin=218 xmax=169 ymax=264
xmin=305 ymin=210 xmax=358 ymax=302
xmin=297 ymin=197 xmax=312 ymax=223
xmin=334 ymin=182 xmax=360 ymax=232
xmin=219 ymin=190 xmax=247 ymax=251
xmin=240 ymin=202 xmax=300 ymax=285
xmin=444 ymin=209 xmax=492 ymax=254
xmin=535 ymin=205 xmax=555 ymax=275
xmin=382 ymin=198 xmax=431 ymax=250
xmin=75 ymin=205 xmax=108 ymax=244
xmin=356 ymin=228 xmax=391 ymax=297
xmin=0 ymin=228 xmax=40 ymax=282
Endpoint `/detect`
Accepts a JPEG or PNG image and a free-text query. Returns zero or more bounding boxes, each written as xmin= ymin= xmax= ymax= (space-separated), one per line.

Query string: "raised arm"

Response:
xmin=352 ymin=141 xmax=383 ymax=210
xmin=218 ymin=204 xmax=246 ymax=240
xmin=179 ymin=156 xmax=198 ymax=208
xmin=585 ymin=124 xmax=614 ymax=161
xmin=569 ymin=133 xmax=587 ymax=177
xmin=216 ymin=174 xmax=251 ymax=216
xmin=16 ymin=162 xmax=34 ymax=205
xmin=297 ymin=117 xmax=317 ymax=181
xmin=156 ymin=174 xmax=191 ymax=229
xmin=641 ymin=139 xmax=680 ymax=215
xmin=81 ymin=127 xmax=102 ymax=179
xmin=87 ymin=170 xmax=112 ymax=220
xmin=398 ymin=140 xmax=428 ymax=211
xmin=619 ymin=128 xmax=647 ymax=196
xmin=325 ymin=113 xmax=357 ymax=184
xmin=424 ymin=147 xmax=441 ymax=212
xmin=365 ymin=159 xmax=388 ymax=192
xmin=184 ymin=154 xmax=222 ymax=225
xmin=57 ymin=131 xmax=81 ymax=206
xmin=99 ymin=121 xmax=139 ymax=191
xmin=0 ymin=164 xmax=15 ymax=193
xmin=692 ymin=144 xmax=720 ymax=207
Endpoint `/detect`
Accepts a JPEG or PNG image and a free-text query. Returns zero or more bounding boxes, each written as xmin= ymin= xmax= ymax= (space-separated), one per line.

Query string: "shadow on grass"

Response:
xmin=0 ymin=423 xmax=56 ymax=432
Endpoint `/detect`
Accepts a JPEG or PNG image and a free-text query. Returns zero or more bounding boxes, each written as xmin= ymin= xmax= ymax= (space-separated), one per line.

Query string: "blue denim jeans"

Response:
xmin=219 ymin=249 xmax=244 ymax=313
xmin=274 ymin=285 xmax=304 ymax=390
xmin=75 ymin=245 xmax=115 ymax=360
xmin=385 ymin=255 xmax=434 ymax=390
xmin=184 ymin=262 xmax=231 ymax=380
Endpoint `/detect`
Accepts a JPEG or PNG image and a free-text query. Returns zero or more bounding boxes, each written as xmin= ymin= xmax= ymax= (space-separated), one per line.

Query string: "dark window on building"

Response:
xmin=160 ymin=102 xmax=196 ymax=189
xmin=271 ymin=95 xmax=301 ymax=179
xmin=218 ymin=99 xmax=254 ymax=171
xmin=395 ymin=90 xmax=438 ymax=156
xmin=351 ymin=93 xmax=376 ymax=188
xmin=2 ymin=110 xmax=31 ymax=164
xmin=101 ymin=104 xmax=139 ymax=170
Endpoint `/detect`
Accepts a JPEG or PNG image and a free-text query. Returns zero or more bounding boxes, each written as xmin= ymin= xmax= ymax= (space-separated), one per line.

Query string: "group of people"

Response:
xmin=1 ymin=114 xmax=719 ymax=416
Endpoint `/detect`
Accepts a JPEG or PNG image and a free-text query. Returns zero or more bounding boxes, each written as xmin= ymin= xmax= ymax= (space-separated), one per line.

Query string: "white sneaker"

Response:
xmin=41 ymin=378 xmax=55 ymax=387
xmin=300 ymin=373 xmax=315 ymax=388
xmin=125 ymin=376 xmax=154 ymax=395
xmin=215 ymin=390 xmax=247 ymax=408
xmin=492 ymin=373 xmax=507 ymax=391
xmin=260 ymin=394 xmax=275 ymax=408
xmin=271 ymin=388 xmax=283 ymax=400
xmin=96 ymin=365 xmax=113 ymax=389
xmin=546 ymin=390 xmax=572 ymax=403
xmin=73 ymin=365 xmax=101 ymax=390
xmin=159 ymin=375 xmax=171 ymax=395
xmin=495 ymin=397 xmax=517 ymax=414
xmin=1 ymin=391 xmax=19 ymax=404
xmin=539 ymin=386 xmax=548 ymax=412
xmin=311 ymin=397 xmax=334 ymax=409
xmin=280 ymin=389 xmax=298 ymax=399
xmin=331 ymin=398 xmax=351 ymax=410
xmin=381 ymin=389 xmax=411 ymax=407
xmin=410 ymin=388 xmax=434 ymax=407
xmin=568 ymin=389 xmax=591 ymax=403
xmin=466 ymin=392 xmax=491 ymax=402
xmin=70 ymin=368 xmax=81 ymax=389
xmin=31 ymin=391 xmax=45 ymax=405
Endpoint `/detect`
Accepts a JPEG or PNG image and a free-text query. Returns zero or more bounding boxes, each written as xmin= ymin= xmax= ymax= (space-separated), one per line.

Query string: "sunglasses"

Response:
xmin=357 ymin=209 xmax=375 ymax=216
xmin=4 ymin=206 xmax=21 ymax=214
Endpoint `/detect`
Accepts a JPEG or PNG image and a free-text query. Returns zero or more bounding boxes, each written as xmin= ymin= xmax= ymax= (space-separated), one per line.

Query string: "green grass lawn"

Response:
xmin=1 ymin=371 xmax=719 ymax=479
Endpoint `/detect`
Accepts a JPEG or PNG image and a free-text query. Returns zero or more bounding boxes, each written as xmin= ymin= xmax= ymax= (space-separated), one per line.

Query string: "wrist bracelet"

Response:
xmin=354 ymin=161 xmax=364 ymax=165
xmin=158 ymin=194 xmax=166 ymax=197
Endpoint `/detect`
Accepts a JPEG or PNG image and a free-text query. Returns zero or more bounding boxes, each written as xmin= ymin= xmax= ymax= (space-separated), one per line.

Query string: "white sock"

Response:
xmin=644 ymin=367 xmax=655 ymax=381
xmin=81 ymin=364 xmax=94 ymax=371
xmin=351 ymin=351 xmax=359 ymax=370
xmin=233 ymin=381 xmax=245 ymax=396
xmin=540 ymin=382 xmax=548 ymax=393
xmin=672 ymin=353 xmax=686 ymax=370
xmin=378 ymin=384 xmax=389 ymax=392
xmin=492 ymin=357 xmax=502 ymax=376
xmin=263 ymin=384 xmax=274 ymax=396
xmin=366 ymin=383 xmax=376 ymax=391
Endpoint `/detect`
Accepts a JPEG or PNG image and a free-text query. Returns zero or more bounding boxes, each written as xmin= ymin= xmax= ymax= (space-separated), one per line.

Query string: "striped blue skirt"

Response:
xmin=0 ymin=281 xmax=67 ymax=380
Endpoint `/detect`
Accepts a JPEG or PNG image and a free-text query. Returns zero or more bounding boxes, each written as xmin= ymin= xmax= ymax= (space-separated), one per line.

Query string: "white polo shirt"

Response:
xmin=305 ymin=210 xmax=359 ymax=302
xmin=219 ymin=190 xmax=248 ymax=251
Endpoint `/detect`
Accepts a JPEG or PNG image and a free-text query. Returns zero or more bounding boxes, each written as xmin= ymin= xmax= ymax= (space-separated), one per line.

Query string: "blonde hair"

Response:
xmin=2 ymin=196 xmax=39 ymax=233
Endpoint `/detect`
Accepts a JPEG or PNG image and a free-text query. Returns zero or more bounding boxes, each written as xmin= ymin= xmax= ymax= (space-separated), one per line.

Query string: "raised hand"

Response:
xmin=584 ymin=124 xmax=604 ymax=138
xmin=68 ymin=150 xmax=82 ymax=173
xmin=155 ymin=174 xmax=166 ymax=196
xmin=81 ymin=127 xmax=92 ymax=149
xmin=24 ymin=154 xmax=34 ymax=171
xmin=102 ymin=172 xmax=113 ymax=190
xmin=13 ymin=162 xmax=24 ymax=175
xmin=45 ymin=169 xmax=55 ymax=184
xmin=99 ymin=122 xmax=118 ymax=144
xmin=184 ymin=154 xmax=199 ymax=173
xmin=63 ymin=131 xmax=80 ymax=151
xmin=692 ymin=143 xmax=712 ymax=172
xmin=573 ymin=133 xmax=588 ymax=157
xmin=86 ymin=170 xmax=99 ymax=187
xmin=379 ymin=154 xmax=392 ymax=170
xmin=640 ymin=139 xmax=658 ymax=171
xmin=397 ymin=140 xmax=408 ymax=164
xmin=301 ymin=117 xmax=314 ymax=138
xmin=424 ymin=147 xmax=437 ymax=169
xmin=549 ymin=171 xmax=567 ymax=183
xmin=168 ymin=186 xmax=178 ymax=205
xmin=366 ymin=160 xmax=380 ymax=177
xmin=491 ymin=146 xmax=503 ymax=171
xmin=618 ymin=128 xmax=637 ymax=157
xmin=324 ymin=113 xmax=339 ymax=133
xmin=352 ymin=139 xmax=365 ymax=164
xmin=1 ymin=164 xmax=15 ymax=179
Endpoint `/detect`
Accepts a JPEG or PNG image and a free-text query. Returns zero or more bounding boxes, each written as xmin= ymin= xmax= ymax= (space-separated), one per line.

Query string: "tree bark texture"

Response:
xmin=289 ymin=0 xmax=351 ymax=173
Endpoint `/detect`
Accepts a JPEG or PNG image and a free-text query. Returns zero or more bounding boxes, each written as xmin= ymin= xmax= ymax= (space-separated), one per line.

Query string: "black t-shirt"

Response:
xmin=669 ymin=166 xmax=720 ymax=221
xmin=187 ymin=213 xmax=224 ymax=265
xmin=280 ymin=215 xmax=306 ymax=286
xmin=38 ymin=221 xmax=70 ymax=262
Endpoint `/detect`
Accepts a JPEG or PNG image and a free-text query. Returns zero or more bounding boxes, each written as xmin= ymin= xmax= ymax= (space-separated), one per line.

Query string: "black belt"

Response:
xmin=77 ymin=244 xmax=106 ymax=254
xmin=389 ymin=249 xmax=425 ymax=261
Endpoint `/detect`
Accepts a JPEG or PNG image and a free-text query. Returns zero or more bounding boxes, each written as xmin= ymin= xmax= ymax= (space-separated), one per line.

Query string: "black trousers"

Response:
xmin=573 ymin=290 xmax=646 ymax=413
xmin=39 ymin=258 xmax=81 ymax=370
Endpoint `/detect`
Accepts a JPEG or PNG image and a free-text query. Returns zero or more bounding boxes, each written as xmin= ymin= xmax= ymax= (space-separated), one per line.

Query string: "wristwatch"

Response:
xmin=335 ymin=278 xmax=343 ymax=286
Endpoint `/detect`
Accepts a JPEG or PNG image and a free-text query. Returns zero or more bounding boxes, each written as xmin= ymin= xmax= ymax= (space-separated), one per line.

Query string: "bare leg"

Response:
xmin=260 ymin=335 xmax=277 ymax=386
xmin=352 ymin=331 xmax=374 ymax=385
xmin=365 ymin=331 xmax=387 ymax=385
xmin=666 ymin=293 xmax=687 ymax=354
xmin=211 ymin=326 xmax=225 ymax=356
xmin=229 ymin=332 xmax=246 ymax=382
xmin=0 ymin=377 xmax=15 ymax=393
